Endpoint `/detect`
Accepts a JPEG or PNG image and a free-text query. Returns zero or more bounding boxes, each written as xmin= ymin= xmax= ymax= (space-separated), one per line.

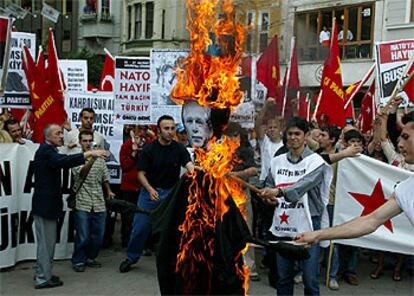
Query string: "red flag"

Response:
xmin=403 ymin=63 xmax=414 ymax=104
xmin=358 ymin=79 xmax=376 ymax=133
xmin=240 ymin=56 xmax=251 ymax=77
xmin=23 ymin=44 xmax=67 ymax=143
xmin=298 ymin=94 xmax=310 ymax=121
xmin=100 ymin=48 xmax=115 ymax=91
xmin=316 ymin=19 xmax=346 ymax=128
xmin=46 ymin=29 xmax=64 ymax=94
xmin=256 ymin=35 xmax=280 ymax=98
xmin=282 ymin=37 xmax=300 ymax=118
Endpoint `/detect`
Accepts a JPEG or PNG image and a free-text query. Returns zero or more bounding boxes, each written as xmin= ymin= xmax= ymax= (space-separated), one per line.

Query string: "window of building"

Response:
xmin=127 ymin=5 xmax=132 ymax=40
xmin=411 ymin=0 xmax=414 ymax=22
xmin=295 ymin=3 xmax=374 ymax=62
xmin=83 ymin=0 xmax=97 ymax=14
xmin=246 ymin=11 xmax=255 ymax=52
xmin=135 ymin=3 xmax=142 ymax=39
xmin=259 ymin=11 xmax=269 ymax=52
xmin=145 ymin=2 xmax=154 ymax=39
xmin=101 ymin=0 xmax=110 ymax=18
xmin=161 ymin=9 xmax=166 ymax=39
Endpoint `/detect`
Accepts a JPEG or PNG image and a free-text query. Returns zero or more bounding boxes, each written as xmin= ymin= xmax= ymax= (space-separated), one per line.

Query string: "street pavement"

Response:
xmin=1 ymin=243 xmax=413 ymax=295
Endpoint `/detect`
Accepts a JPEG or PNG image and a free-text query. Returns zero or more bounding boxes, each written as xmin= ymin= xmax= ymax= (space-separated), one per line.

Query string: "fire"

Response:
xmin=171 ymin=0 xmax=246 ymax=110
xmin=174 ymin=0 xmax=250 ymax=294
xmin=176 ymin=137 xmax=250 ymax=294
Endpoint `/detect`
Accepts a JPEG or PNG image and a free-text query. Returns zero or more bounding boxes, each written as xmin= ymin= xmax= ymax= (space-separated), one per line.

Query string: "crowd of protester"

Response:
xmin=0 ymin=95 xmax=413 ymax=293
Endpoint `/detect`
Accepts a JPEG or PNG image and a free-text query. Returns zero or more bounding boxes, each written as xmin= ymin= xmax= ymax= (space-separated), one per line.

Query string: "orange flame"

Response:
xmin=176 ymin=137 xmax=249 ymax=294
xmin=171 ymin=0 xmax=246 ymax=110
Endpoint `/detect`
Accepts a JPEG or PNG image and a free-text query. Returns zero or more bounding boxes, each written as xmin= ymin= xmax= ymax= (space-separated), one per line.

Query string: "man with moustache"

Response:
xmin=32 ymin=124 xmax=108 ymax=289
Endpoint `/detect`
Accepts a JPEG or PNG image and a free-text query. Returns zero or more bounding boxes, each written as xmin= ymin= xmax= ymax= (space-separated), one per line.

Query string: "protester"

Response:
xmin=71 ymin=130 xmax=115 ymax=272
xmin=119 ymin=115 xmax=194 ymax=272
xmin=32 ymin=124 xmax=107 ymax=289
xmin=255 ymin=99 xmax=283 ymax=186
xmin=319 ymin=26 xmax=330 ymax=47
xmin=295 ymin=110 xmax=414 ymax=247
xmin=0 ymin=108 xmax=13 ymax=143
xmin=119 ymin=126 xmax=151 ymax=247
xmin=3 ymin=118 xmax=32 ymax=144
xmin=65 ymin=108 xmax=105 ymax=152
xmin=260 ymin=117 xmax=333 ymax=296
xmin=176 ymin=123 xmax=188 ymax=146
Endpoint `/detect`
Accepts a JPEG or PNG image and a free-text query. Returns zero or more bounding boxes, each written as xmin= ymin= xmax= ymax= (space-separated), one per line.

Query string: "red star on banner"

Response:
xmin=279 ymin=211 xmax=289 ymax=225
xmin=348 ymin=179 xmax=393 ymax=233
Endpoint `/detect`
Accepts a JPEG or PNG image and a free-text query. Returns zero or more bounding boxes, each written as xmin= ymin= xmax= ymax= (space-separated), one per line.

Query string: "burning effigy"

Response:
xmin=152 ymin=0 xmax=252 ymax=295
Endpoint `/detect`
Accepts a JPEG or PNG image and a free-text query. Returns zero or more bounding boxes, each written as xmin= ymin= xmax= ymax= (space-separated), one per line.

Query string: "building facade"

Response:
xmin=120 ymin=0 xmax=189 ymax=56
xmin=279 ymin=0 xmax=414 ymax=91
xmin=77 ymin=0 xmax=123 ymax=55
xmin=1 ymin=0 xmax=79 ymax=57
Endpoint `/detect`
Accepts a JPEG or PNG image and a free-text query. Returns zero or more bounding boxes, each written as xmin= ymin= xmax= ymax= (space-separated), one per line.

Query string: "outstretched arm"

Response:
xmin=295 ymin=195 xmax=402 ymax=245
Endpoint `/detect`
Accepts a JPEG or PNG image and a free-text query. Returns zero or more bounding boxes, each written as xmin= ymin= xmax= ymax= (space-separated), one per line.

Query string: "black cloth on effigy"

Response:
xmin=152 ymin=172 xmax=252 ymax=295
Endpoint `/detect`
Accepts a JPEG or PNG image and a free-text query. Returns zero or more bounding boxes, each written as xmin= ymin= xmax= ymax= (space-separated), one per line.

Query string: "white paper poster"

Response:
xmin=59 ymin=60 xmax=88 ymax=92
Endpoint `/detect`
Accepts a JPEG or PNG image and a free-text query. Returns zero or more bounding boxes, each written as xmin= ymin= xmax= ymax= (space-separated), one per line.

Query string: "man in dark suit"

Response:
xmin=32 ymin=124 xmax=108 ymax=289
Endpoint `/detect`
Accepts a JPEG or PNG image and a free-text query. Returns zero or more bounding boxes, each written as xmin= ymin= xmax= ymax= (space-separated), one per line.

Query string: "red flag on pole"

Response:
xmin=99 ymin=48 xmax=115 ymax=91
xmin=298 ymin=93 xmax=310 ymax=121
xmin=282 ymin=37 xmax=300 ymax=118
xmin=403 ymin=63 xmax=414 ymax=104
xmin=315 ymin=18 xmax=346 ymax=128
xmin=358 ymin=79 xmax=376 ymax=133
xmin=256 ymin=35 xmax=280 ymax=98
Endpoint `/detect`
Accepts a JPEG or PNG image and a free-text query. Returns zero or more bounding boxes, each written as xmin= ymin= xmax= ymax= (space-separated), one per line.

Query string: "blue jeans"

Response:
xmin=327 ymin=205 xmax=339 ymax=280
xmin=72 ymin=210 xmax=107 ymax=266
xmin=126 ymin=187 xmax=171 ymax=263
xmin=339 ymin=245 xmax=359 ymax=276
xmin=276 ymin=216 xmax=321 ymax=296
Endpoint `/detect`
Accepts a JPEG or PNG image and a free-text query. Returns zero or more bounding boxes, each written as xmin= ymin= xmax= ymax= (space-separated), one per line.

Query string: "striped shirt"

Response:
xmin=72 ymin=157 xmax=109 ymax=212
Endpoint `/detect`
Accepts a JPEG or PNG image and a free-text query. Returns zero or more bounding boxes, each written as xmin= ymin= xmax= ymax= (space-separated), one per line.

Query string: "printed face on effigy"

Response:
xmin=182 ymin=101 xmax=212 ymax=148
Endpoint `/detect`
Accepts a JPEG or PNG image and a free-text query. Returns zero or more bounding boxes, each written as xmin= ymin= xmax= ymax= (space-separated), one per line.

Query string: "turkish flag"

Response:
xmin=256 ymin=35 xmax=280 ymax=98
xmin=358 ymin=79 xmax=376 ymax=133
xmin=100 ymin=49 xmax=115 ymax=91
xmin=317 ymin=19 xmax=346 ymax=128
xmin=403 ymin=62 xmax=414 ymax=104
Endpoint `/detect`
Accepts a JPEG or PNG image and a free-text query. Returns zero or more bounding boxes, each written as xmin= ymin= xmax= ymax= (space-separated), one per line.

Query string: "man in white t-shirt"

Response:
xmin=319 ymin=26 xmax=330 ymax=47
xmin=65 ymin=108 xmax=105 ymax=154
xmin=296 ymin=111 xmax=414 ymax=245
xmin=255 ymin=99 xmax=283 ymax=185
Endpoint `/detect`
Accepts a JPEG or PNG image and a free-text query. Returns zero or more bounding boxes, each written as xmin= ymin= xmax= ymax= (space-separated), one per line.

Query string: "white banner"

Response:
xmin=0 ymin=144 xmax=74 ymax=268
xmin=64 ymin=91 xmax=123 ymax=183
xmin=374 ymin=39 xmax=414 ymax=105
xmin=334 ymin=155 xmax=414 ymax=255
xmin=114 ymin=57 xmax=151 ymax=124
xmin=1 ymin=32 xmax=36 ymax=108
xmin=59 ymin=60 xmax=88 ymax=92
xmin=150 ymin=48 xmax=189 ymax=123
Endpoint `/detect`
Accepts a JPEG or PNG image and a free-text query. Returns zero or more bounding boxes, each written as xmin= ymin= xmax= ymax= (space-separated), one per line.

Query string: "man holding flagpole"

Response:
xmin=296 ymin=111 xmax=414 ymax=244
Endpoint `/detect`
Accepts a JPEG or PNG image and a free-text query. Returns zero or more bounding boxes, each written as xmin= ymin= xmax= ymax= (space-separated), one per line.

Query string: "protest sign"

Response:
xmin=114 ymin=57 xmax=151 ymax=124
xmin=0 ymin=32 xmax=35 ymax=108
xmin=150 ymin=49 xmax=189 ymax=123
xmin=59 ymin=60 xmax=88 ymax=92
xmin=64 ymin=91 xmax=123 ymax=183
xmin=375 ymin=39 xmax=414 ymax=105
xmin=0 ymin=16 xmax=12 ymax=97
xmin=335 ymin=155 xmax=414 ymax=255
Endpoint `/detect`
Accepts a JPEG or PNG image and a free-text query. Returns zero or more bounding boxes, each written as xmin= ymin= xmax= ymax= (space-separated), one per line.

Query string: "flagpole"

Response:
xmin=312 ymin=90 xmax=323 ymax=122
xmin=104 ymin=48 xmax=115 ymax=61
xmin=282 ymin=37 xmax=295 ymax=118
xmin=306 ymin=93 xmax=310 ymax=122
xmin=344 ymin=63 xmax=375 ymax=109
xmin=296 ymin=90 xmax=300 ymax=114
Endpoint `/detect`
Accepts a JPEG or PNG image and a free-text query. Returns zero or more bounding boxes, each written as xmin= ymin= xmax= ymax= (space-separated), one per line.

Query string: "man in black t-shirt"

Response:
xmin=119 ymin=115 xmax=193 ymax=273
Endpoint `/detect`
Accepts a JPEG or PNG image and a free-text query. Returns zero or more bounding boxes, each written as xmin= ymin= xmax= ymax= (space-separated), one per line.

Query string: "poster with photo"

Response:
xmin=150 ymin=48 xmax=189 ymax=123
xmin=0 ymin=32 xmax=35 ymax=108
xmin=114 ymin=57 xmax=151 ymax=124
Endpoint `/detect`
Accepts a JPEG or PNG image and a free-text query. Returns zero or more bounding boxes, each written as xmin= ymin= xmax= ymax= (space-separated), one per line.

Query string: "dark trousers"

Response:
xmin=120 ymin=191 xmax=139 ymax=246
